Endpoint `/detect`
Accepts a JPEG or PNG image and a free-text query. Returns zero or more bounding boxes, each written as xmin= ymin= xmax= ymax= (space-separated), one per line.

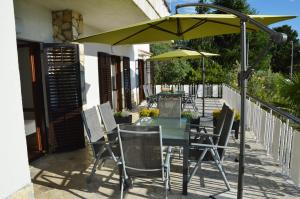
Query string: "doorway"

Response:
xmin=17 ymin=40 xmax=46 ymax=161
xmin=111 ymin=56 xmax=122 ymax=111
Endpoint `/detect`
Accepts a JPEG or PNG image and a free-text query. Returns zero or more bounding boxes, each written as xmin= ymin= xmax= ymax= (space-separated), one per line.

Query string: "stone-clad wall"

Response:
xmin=52 ymin=10 xmax=83 ymax=42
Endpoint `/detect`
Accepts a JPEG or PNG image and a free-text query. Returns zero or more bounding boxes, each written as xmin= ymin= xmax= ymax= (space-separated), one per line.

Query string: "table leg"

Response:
xmin=182 ymin=144 xmax=189 ymax=195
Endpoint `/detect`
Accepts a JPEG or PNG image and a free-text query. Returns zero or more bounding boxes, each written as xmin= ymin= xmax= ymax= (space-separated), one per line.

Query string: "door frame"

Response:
xmin=17 ymin=39 xmax=47 ymax=161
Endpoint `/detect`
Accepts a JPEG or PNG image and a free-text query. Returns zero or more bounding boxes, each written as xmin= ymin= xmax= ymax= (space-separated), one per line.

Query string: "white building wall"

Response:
xmin=83 ymin=43 xmax=140 ymax=108
xmin=14 ymin=0 xmax=53 ymax=42
xmin=0 ymin=0 xmax=32 ymax=198
xmin=13 ymin=0 xmax=154 ymax=108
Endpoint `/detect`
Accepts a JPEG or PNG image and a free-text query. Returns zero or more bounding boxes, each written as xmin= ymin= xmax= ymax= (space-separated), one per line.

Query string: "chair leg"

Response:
xmin=199 ymin=163 xmax=205 ymax=188
xmin=188 ymin=148 xmax=208 ymax=184
xmin=210 ymin=149 xmax=231 ymax=191
xmin=87 ymin=156 xmax=102 ymax=183
xmin=106 ymin=145 xmax=118 ymax=163
xmin=164 ymin=169 xmax=169 ymax=199
xmin=120 ymin=178 xmax=124 ymax=199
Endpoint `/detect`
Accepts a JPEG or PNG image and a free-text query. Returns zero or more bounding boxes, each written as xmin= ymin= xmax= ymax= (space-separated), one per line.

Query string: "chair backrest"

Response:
xmin=147 ymin=84 xmax=153 ymax=96
xmin=118 ymin=124 xmax=163 ymax=178
xmin=143 ymin=85 xmax=149 ymax=98
xmin=98 ymin=102 xmax=117 ymax=133
xmin=216 ymin=107 xmax=234 ymax=161
xmin=213 ymin=103 xmax=230 ymax=137
xmin=158 ymin=97 xmax=181 ymax=118
xmin=82 ymin=106 xmax=105 ymax=156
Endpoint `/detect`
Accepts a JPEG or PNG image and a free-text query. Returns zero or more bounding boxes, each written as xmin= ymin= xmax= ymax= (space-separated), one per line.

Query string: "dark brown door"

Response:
xmin=138 ymin=59 xmax=145 ymax=103
xmin=17 ymin=40 xmax=46 ymax=161
xmin=98 ymin=52 xmax=112 ymax=105
xmin=123 ymin=57 xmax=132 ymax=110
xmin=43 ymin=43 xmax=84 ymax=152
xmin=112 ymin=56 xmax=122 ymax=111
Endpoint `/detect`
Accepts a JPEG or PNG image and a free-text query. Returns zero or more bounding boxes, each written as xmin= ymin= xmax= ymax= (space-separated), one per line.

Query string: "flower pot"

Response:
xmin=114 ymin=115 xmax=132 ymax=124
xmin=187 ymin=117 xmax=200 ymax=131
xmin=232 ymin=120 xmax=240 ymax=139
xmin=190 ymin=117 xmax=200 ymax=126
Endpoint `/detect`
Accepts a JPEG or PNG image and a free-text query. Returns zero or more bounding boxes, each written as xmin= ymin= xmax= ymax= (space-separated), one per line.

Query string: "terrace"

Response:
xmin=30 ymin=85 xmax=300 ymax=198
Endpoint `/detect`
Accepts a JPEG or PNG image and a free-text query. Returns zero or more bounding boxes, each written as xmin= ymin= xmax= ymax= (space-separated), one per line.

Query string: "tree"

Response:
xmin=271 ymin=25 xmax=300 ymax=75
xmin=280 ymin=73 xmax=300 ymax=116
xmin=154 ymin=59 xmax=191 ymax=84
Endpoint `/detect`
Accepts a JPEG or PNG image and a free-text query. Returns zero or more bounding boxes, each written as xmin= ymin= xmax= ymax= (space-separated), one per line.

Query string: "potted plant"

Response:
xmin=232 ymin=111 xmax=240 ymax=139
xmin=213 ymin=108 xmax=241 ymax=139
xmin=139 ymin=108 xmax=159 ymax=118
xmin=181 ymin=111 xmax=200 ymax=127
xmin=114 ymin=110 xmax=132 ymax=124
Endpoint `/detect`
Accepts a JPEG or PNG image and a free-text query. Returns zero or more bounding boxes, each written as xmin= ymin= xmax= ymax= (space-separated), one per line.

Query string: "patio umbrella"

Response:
xmin=75 ymin=14 xmax=294 ymax=45
xmin=148 ymin=49 xmax=220 ymax=117
xmin=75 ymin=4 xmax=295 ymax=198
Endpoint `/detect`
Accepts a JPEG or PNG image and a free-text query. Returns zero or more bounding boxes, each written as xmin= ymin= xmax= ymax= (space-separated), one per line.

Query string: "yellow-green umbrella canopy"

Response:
xmin=75 ymin=14 xmax=295 ymax=45
xmin=148 ymin=49 xmax=219 ymax=61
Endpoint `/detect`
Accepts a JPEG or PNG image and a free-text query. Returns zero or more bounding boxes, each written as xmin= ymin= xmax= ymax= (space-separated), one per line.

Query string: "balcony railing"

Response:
xmin=223 ymin=84 xmax=300 ymax=187
xmin=153 ymin=84 xmax=223 ymax=98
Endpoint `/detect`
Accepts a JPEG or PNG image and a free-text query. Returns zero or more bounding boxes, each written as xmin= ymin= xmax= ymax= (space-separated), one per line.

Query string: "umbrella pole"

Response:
xmin=237 ymin=20 xmax=247 ymax=199
xmin=202 ymin=57 xmax=205 ymax=117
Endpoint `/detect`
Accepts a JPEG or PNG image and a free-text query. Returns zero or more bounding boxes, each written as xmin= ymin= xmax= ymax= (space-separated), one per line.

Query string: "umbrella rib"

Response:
xmin=112 ymin=20 xmax=167 ymax=45
xmin=180 ymin=19 xmax=207 ymax=35
xmin=207 ymin=19 xmax=257 ymax=31
xmin=147 ymin=24 xmax=178 ymax=36
xmin=176 ymin=18 xmax=182 ymax=36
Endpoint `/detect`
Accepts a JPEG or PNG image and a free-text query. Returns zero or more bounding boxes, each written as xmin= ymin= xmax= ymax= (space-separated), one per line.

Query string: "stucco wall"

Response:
xmin=14 ymin=0 xmax=53 ymax=42
xmin=0 ymin=0 xmax=32 ymax=198
xmin=83 ymin=43 xmax=141 ymax=108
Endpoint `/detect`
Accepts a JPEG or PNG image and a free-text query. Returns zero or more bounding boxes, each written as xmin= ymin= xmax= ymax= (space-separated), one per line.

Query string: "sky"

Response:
xmin=166 ymin=0 xmax=299 ymax=36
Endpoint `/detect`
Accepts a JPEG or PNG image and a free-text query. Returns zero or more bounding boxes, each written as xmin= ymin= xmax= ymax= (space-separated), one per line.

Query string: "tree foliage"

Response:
xmin=150 ymin=0 xmax=300 ymax=117
xmin=270 ymin=25 xmax=300 ymax=75
xmin=280 ymin=73 xmax=300 ymax=116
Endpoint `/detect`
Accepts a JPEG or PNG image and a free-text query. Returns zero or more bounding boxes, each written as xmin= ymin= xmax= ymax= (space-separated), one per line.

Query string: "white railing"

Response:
xmin=223 ymin=84 xmax=300 ymax=187
xmin=153 ymin=84 xmax=223 ymax=98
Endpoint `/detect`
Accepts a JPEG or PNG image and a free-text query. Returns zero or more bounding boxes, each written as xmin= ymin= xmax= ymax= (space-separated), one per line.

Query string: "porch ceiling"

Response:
xmin=31 ymin=0 xmax=151 ymax=32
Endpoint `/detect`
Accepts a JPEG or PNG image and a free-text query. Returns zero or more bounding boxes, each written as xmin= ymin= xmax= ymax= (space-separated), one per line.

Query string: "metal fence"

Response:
xmin=223 ymin=84 xmax=300 ymax=187
xmin=153 ymin=84 xmax=223 ymax=98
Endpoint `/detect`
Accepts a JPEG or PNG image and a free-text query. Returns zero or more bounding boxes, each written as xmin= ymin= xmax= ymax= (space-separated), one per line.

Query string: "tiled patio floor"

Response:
xmin=30 ymin=99 xmax=300 ymax=198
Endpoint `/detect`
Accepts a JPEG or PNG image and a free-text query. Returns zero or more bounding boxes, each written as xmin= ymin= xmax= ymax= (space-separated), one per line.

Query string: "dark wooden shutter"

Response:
xmin=123 ymin=57 xmax=132 ymax=110
xmin=98 ymin=52 xmax=112 ymax=105
xmin=138 ymin=59 xmax=145 ymax=102
xmin=43 ymin=43 xmax=84 ymax=152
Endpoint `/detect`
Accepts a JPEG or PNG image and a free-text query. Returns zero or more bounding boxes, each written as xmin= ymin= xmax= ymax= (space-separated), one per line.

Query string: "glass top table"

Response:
xmin=135 ymin=117 xmax=190 ymax=195
xmin=136 ymin=117 xmax=189 ymax=146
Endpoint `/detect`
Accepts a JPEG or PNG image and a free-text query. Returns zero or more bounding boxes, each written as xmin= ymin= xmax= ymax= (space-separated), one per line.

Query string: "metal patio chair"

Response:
xmin=182 ymin=93 xmax=198 ymax=111
xmin=158 ymin=96 xmax=181 ymax=158
xmin=98 ymin=102 xmax=119 ymax=143
xmin=143 ymin=84 xmax=157 ymax=108
xmin=117 ymin=124 xmax=171 ymax=199
xmin=188 ymin=105 xmax=234 ymax=192
xmin=158 ymin=97 xmax=181 ymax=118
xmin=81 ymin=106 xmax=120 ymax=182
xmin=190 ymin=103 xmax=229 ymax=142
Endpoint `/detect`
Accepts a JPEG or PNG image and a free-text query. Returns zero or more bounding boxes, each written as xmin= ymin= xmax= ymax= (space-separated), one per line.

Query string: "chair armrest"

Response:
xmin=189 ymin=124 xmax=215 ymax=129
xmin=90 ymin=140 xmax=116 ymax=145
xmin=190 ymin=143 xmax=232 ymax=149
